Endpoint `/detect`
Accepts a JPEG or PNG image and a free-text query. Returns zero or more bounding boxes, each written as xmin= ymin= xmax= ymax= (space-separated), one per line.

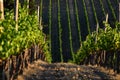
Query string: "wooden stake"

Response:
xmin=38 ymin=5 xmax=40 ymax=26
xmin=104 ymin=14 xmax=109 ymax=32
xmin=14 ymin=0 xmax=19 ymax=31
xmin=0 ymin=0 xmax=4 ymax=19
xmin=95 ymin=23 xmax=99 ymax=43
xmin=106 ymin=14 xmax=108 ymax=23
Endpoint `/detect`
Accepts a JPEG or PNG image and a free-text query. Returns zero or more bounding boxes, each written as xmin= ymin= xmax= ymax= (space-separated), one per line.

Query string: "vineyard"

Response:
xmin=0 ymin=0 xmax=120 ymax=79
xmin=0 ymin=0 xmax=51 ymax=79
xmin=42 ymin=0 xmax=119 ymax=62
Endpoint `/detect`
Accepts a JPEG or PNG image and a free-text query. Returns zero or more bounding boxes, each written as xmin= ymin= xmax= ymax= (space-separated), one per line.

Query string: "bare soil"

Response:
xmin=17 ymin=60 xmax=120 ymax=80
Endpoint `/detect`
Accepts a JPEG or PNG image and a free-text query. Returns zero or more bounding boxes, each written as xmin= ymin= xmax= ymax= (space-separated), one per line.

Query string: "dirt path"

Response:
xmin=17 ymin=60 xmax=120 ymax=80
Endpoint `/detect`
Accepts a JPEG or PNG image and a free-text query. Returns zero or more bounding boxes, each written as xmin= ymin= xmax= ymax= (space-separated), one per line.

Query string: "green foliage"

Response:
xmin=75 ymin=22 xmax=120 ymax=64
xmin=0 ymin=6 xmax=51 ymax=62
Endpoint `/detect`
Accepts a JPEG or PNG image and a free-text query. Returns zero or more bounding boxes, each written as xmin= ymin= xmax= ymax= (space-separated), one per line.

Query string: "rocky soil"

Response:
xmin=17 ymin=60 xmax=120 ymax=80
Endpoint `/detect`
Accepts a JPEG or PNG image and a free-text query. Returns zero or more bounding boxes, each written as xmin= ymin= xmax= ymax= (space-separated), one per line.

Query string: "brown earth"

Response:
xmin=17 ymin=60 xmax=120 ymax=80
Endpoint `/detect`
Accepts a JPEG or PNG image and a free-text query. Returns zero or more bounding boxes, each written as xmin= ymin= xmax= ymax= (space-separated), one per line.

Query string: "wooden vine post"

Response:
xmin=95 ymin=23 xmax=99 ymax=43
xmin=35 ymin=0 xmax=42 ymax=30
xmin=0 ymin=0 xmax=4 ymax=19
xmin=105 ymin=14 xmax=108 ymax=32
xmin=14 ymin=0 xmax=19 ymax=31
